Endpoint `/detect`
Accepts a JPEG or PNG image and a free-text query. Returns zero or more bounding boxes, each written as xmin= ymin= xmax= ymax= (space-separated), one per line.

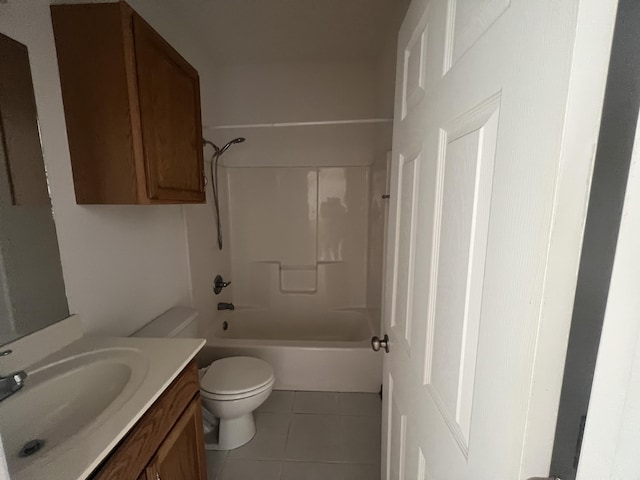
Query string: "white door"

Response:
xmin=379 ymin=0 xmax=617 ymax=479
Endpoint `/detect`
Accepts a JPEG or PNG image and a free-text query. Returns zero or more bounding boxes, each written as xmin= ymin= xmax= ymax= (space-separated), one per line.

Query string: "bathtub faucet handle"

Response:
xmin=214 ymin=275 xmax=232 ymax=295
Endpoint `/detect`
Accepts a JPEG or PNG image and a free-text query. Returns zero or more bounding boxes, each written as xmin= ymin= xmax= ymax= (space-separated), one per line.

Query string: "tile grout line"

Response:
xmin=216 ymin=451 xmax=228 ymax=480
xmin=283 ymin=406 xmax=294 ymax=458
xmin=212 ymin=391 xmax=382 ymax=479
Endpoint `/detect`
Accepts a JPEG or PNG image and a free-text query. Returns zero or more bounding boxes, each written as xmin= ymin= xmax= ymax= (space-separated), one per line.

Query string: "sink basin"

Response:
xmin=0 ymin=348 xmax=149 ymax=476
xmin=0 ymin=335 xmax=202 ymax=480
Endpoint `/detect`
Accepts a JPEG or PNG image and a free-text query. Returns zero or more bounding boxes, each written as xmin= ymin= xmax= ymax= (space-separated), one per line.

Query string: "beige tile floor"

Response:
xmin=206 ymin=390 xmax=382 ymax=480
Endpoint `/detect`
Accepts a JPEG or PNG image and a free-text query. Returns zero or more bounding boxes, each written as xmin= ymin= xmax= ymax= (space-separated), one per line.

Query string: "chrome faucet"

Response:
xmin=0 ymin=350 xmax=27 ymax=402
xmin=217 ymin=302 xmax=235 ymax=311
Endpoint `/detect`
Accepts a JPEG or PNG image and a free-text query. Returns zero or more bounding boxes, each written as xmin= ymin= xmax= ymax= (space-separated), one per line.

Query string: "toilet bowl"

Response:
xmin=199 ymin=356 xmax=275 ymax=450
xmin=132 ymin=307 xmax=275 ymax=451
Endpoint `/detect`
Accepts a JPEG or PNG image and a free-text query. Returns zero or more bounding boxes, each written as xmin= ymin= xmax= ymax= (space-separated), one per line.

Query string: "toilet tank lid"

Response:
xmin=132 ymin=306 xmax=198 ymax=338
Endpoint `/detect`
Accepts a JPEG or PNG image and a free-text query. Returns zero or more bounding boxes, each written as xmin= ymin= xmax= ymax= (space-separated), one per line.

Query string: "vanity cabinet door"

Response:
xmin=145 ymin=396 xmax=207 ymax=480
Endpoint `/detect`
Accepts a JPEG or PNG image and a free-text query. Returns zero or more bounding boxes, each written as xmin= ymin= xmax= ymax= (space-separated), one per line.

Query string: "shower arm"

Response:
xmin=203 ymin=139 xmax=220 ymax=154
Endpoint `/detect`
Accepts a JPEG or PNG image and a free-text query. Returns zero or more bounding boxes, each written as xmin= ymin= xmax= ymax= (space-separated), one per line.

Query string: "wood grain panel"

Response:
xmin=51 ymin=3 xmax=139 ymax=204
xmin=132 ymin=14 xmax=205 ymax=203
xmin=146 ymin=397 xmax=207 ymax=480
xmin=119 ymin=2 xmax=151 ymax=205
xmin=92 ymin=361 xmax=200 ymax=480
xmin=51 ymin=1 xmax=205 ymax=204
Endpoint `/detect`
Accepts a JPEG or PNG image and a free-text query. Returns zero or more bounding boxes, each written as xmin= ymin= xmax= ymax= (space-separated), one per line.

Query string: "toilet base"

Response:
xmin=204 ymin=412 xmax=257 ymax=451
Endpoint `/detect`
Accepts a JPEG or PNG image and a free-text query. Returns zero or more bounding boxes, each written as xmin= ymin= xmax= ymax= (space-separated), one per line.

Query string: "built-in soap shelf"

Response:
xmin=254 ymin=260 xmax=346 ymax=294
xmin=279 ymin=265 xmax=317 ymax=294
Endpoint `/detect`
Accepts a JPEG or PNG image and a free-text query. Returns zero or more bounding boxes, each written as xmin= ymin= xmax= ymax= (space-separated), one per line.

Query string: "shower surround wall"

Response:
xmin=366 ymin=153 xmax=390 ymax=327
xmin=228 ymin=166 xmax=369 ymax=313
xmin=196 ymin=58 xmax=396 ymax=332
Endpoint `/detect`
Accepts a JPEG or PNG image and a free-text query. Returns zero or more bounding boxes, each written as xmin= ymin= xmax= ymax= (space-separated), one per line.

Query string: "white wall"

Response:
xmin=196 ymin=54 xmax=395 ymax=319
xmin=187 ymin=7 xmax=402 ymax=322
xmin=184 ymin=163 xmax=233 ymax=335
xmin=375 ymin=28 xmax=402 ymax=119
xmin=366 ymin=153 xmax=389 ymax=328
xmin=550 ymin=0 xmax=634 ymax=475
xmin=0 ymin=0 xmax=219 ymax=336
xmin=207 ymin=122 xmax=392 ymax=169
xmin=227 ymin=166 xmax=369 ymax=313
xmin=576 ymin=93 xmax=640 ymax=480
xmin=190 ymin=61 xmax=388 ymax=330
xmin=207 ymin=62 xmax=381 ymax=126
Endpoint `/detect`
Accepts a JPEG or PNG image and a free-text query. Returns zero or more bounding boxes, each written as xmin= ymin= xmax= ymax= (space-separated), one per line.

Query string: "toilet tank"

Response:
xmin=132 ymin=306 xmax=199 ymax=338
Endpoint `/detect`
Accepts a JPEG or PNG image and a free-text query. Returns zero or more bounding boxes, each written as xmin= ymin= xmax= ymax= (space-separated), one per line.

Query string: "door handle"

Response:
xmin=371 ymin=335 xmax=390 ymax=353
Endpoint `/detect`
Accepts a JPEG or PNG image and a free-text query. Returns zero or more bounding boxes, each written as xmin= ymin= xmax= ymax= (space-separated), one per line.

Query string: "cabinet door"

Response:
xmin=146 ymin=397 xmax=207 ymax=480
xmin=132 ymin=14 xmax=205 ymax=203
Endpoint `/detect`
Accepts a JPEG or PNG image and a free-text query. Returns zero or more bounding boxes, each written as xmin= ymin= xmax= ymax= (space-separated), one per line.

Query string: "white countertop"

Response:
xmin=6 ymin=335 xmax=205 ymax=480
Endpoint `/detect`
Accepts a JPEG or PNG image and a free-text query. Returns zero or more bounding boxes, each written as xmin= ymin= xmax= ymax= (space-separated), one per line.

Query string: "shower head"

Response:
xmin=219 ymin=137 xmax=245 ymax=155
xmin=203 ymin=137 xmax=245 ymax=156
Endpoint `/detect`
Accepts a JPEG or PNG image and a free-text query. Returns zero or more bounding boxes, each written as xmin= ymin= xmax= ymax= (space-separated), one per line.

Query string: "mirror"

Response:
xmin=0 ymin=32 xmax=69 ymax=346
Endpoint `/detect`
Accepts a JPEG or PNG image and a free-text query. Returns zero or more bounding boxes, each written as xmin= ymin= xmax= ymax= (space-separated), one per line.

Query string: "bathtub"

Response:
xmin=199 ymin=309 xmax=382 ymax=393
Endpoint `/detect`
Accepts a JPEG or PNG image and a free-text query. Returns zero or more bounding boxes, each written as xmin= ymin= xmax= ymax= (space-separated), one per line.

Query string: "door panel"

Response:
xmin=146 ymin=398 xmax=206 ymax=480
xmin=391 ymin=152 xmax=420 ymax=351
xmin=381 ymin=0 xmax=606 ymax=478
xmin=446 ymin=0 xmax=511 ymax=70
xmin=427 ymin=97 xmax=499 ymax=453
xmin=387 ymin=375 xmax=407 ymax=479
xmin=133 ymin=14 xmax=204 ymax=203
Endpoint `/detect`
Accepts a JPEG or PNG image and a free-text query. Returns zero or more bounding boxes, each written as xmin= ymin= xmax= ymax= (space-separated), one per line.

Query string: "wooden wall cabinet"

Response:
xmin=51 ymin=2 xmax=205 ymax=204
xmin=92 ymin=361 xmax=207 ymax=480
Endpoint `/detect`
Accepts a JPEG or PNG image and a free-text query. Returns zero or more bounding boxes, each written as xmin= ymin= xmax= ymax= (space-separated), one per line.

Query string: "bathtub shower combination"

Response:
xmin=199 ymin=137 xmax=390 ymax=393
xmin=201 ymin=308 xmax=381 ymax=392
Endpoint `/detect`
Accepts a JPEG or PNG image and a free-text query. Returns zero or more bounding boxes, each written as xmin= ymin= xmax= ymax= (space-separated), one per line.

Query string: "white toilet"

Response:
xmin=133 ymin=307 xmax=275 ymax=450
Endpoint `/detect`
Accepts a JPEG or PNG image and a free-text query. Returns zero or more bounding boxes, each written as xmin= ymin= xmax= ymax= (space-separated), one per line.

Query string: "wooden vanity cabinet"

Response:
xmin=51 ymin=2 xmax=205 ymax=205
xmin=143 ymin=401 xmax=206 ymax=480
xmin=92 ymin=361 xmax=207 ymax=480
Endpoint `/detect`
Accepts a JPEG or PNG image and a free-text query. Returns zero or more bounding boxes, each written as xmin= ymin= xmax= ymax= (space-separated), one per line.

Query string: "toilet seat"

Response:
xmin=201 ymin=378 xmax=275 ymax=401
xmin=200 ymin=356 xmax=275 ymax=400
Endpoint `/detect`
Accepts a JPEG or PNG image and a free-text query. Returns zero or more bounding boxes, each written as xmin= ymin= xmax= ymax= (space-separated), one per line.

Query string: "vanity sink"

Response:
xmin=0 ymin=334 xmax=203 ymax=480
xmin=1 ymin=347 xmax=149 ymax=478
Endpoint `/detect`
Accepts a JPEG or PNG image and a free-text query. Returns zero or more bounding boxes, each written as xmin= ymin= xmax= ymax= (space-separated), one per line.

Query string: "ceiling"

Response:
xmin=160 ymin=0 xmax=410 ymax=65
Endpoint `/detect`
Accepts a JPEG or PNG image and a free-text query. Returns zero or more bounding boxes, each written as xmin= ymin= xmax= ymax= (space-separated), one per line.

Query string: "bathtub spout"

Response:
xmin=218 ymin=302 xmax=235 ymax=311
